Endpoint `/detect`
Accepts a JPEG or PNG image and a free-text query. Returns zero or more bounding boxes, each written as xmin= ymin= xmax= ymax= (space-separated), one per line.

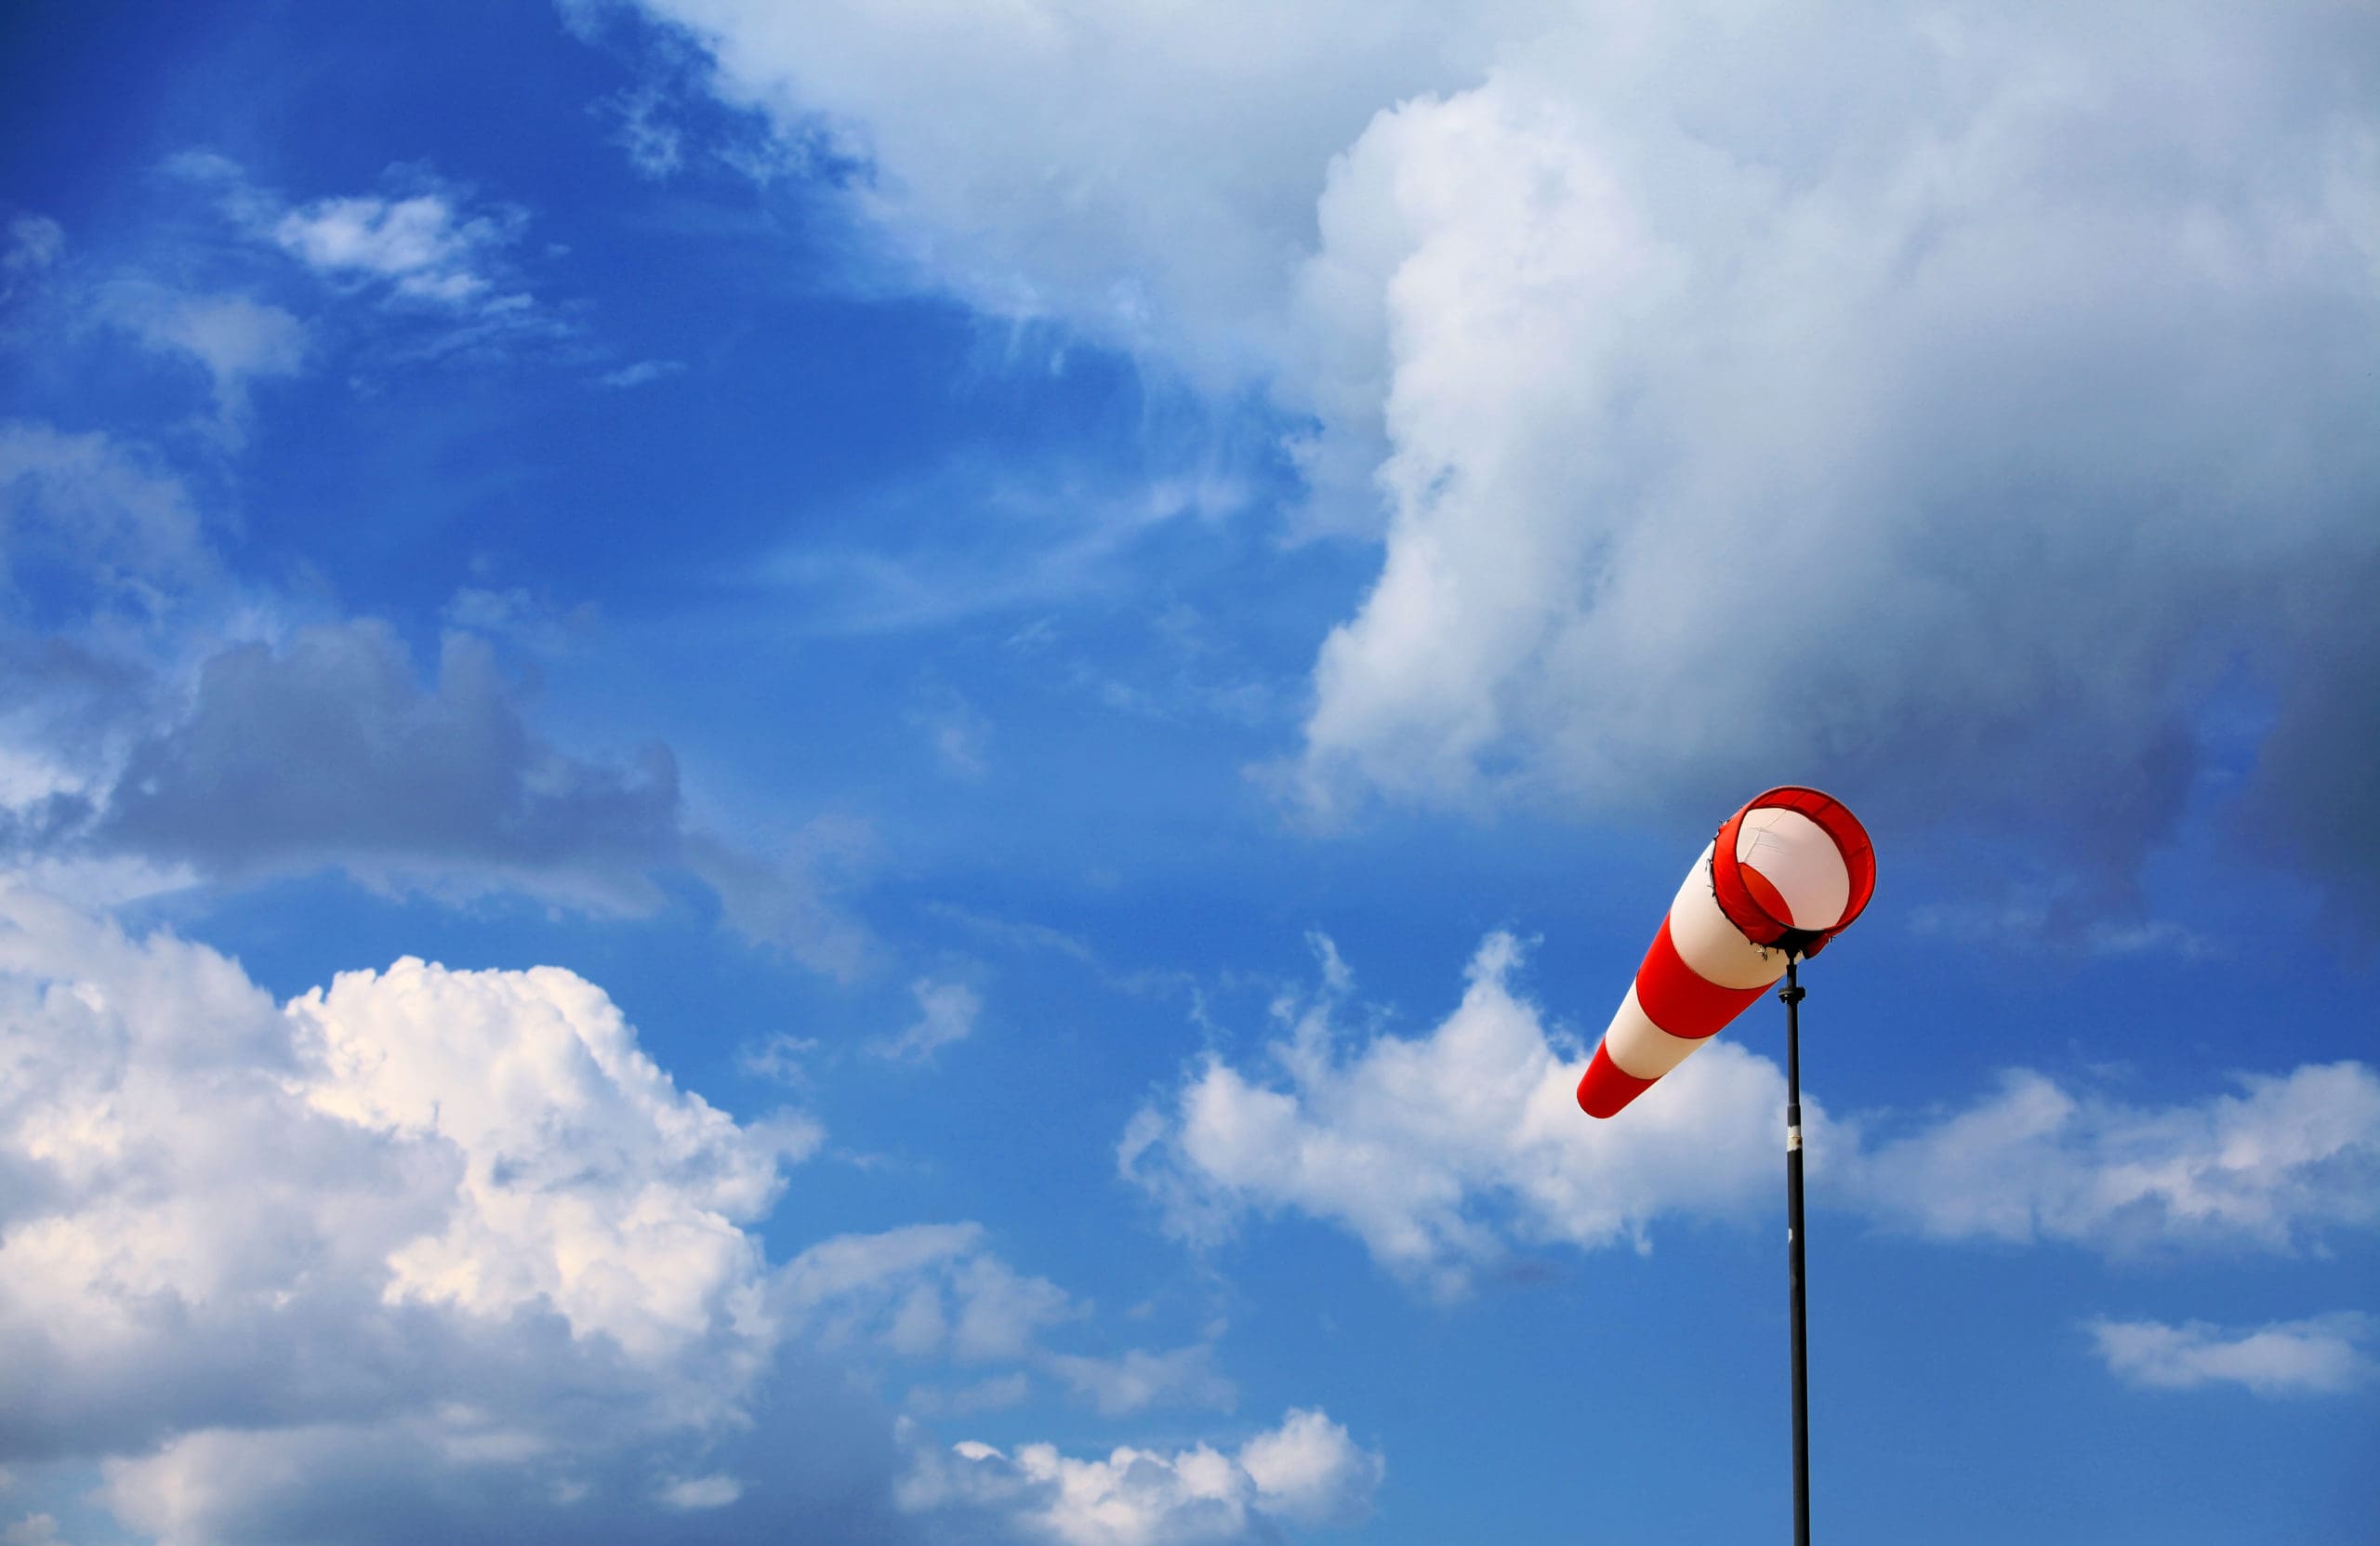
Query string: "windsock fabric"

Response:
xmin=1578 ymin=787 xmax=1874 ymax=1119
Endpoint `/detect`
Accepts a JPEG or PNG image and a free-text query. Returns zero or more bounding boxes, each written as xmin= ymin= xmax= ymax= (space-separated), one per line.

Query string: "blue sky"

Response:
xmin=3 ymin=2 xmax=2377 ymax=1542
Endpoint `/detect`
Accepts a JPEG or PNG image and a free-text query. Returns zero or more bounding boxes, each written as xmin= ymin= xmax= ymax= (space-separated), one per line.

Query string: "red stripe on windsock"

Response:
xmin=1577 ymin=1042 xmax=1658 ymax=1117
xmin=1736 ymin=864 xmax=1796 ymax=935
xmin=1634 ymin=917 xmax=1766 ymax=1040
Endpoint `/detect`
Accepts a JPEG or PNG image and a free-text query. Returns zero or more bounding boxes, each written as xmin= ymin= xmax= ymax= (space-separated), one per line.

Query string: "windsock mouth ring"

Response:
xmin=1711 ymin=786 xmax=1875 ymax=956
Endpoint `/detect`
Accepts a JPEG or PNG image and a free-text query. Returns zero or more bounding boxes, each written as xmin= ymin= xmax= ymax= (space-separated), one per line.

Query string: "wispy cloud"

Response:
xmin=165 ymin=152 xmax=574 ymax=363
xmin=1044 ymin=1341 xmax=1236 ymax=1417
xmin=595 ymin=85 xmax=685 ymax=180
xmin=867 ymin=976 xmax=985 ymax=1065
xmin=96 ymin=282 xmax=307 ymax=444
xmin=596 ymin=357 xmax=683 ymax=388
xmin=2 ymin=213 xmax=65 ymax=302
xmin=2087 ymin=1314 xmax=2375 ymax=1397
xmin=266 ymin=179 xmax=523 ymax=309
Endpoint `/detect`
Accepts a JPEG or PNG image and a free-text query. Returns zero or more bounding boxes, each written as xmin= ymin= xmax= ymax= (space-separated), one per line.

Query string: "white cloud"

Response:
xmin=627 ymin=3 xmax=2380 ymax=907
xmin=0 ymin=886 xmax=815 ymax=1531
xmin=4 ymin=215 xmax=63 ymax=272
xmin=98 ymin=284 xmax=307 ymax=443
xmin=2 ymin=215 xmax=65 ymax=302
xmin=597 ymin=86 xmax=686 ymax=180
xmin=271 ymin=189 xmax=521 ymax=309
xmin=439 ymin=585 xmax=601 ymax=656
xmin=597 ymin=358 xmax=684 ymax=389
xmin=0 ymin=420 xmax=215 ymax=613
xmin=617 ymin=0 xmax=1521 ymax=380
xmin=903 ymin=1407 xmax=1382 ymax=1546
xmin=1231 ymin=1407 xmax=1383 ymax=1529
xmin=3 ymin=887 xmax=1367 ymax=1544
xmin=167 ymin=154 xmax=565 ymax=363
xmin=656 ymin=1471 xmax=744 ymax=1509
xmin=869 ymin=977 xmax=985 ymax=1066
xmin=780 ymin=1222 xmax=1079 ymax=1365
xmin=289 ymin=955 xmax=816 ymax=1363
xmin=1123 ymin=932 xmax=1790 ymax=1297
xmin=1045 ymin=1343 xmax=1235 ymax=1418
xmin=1844 ymin=1063 xmax=2380 ymax=1251
xmin=904 ymin=1370 xmax=1033 ymax=1419
xmin=908 ymin=683 xmax=991 ymax=781
xmin=1287 ymin=46 xmax=2380 ymax=846
xmin=0 ymin=1514 xmax=68 ymax=1546
xmin=2087 ymin=1313 xmax=2374 ymax=1397
xmin=1124 ymin=934 xmax=2380 ymax=1291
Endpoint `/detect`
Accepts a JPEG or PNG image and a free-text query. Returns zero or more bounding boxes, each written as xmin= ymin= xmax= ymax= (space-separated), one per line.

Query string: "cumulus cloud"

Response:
xmin=2086 ymin=1313 xmax=2374 ymax=1397
xmin=625 ymin=1 xmax=2380 ymax=914
xmin=1123 ymin=934 xmax=2380 ymax=1291
xmin=1286 ymin=43 xmax=2380 ymax=874
xmin=2 ymin=888 xmax=1313 ymax=1545
xmin=903 ymin=1407 xmax=1382 ymax=1546
xmin=0 ymin=887 xmax=803 ymax=1514
xmin=292 ymin=955 xmax=819 ymax=1365
xmin=1123 ymin=932 xmax=1790 ymax=1296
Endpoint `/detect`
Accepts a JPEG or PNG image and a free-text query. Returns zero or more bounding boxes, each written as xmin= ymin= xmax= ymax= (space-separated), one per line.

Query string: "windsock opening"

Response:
xmin=1712 ymin=786 xmax=1875 ymax=958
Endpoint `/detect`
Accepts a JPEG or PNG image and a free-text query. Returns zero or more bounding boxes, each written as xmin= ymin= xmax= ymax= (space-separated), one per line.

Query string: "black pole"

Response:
xmin=1779 ymin=956 xmax=1810 ymax=1546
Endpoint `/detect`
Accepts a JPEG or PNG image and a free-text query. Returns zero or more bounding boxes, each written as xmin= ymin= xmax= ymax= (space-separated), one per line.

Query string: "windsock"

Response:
xmin=1578 ymin=786 xmax=1875 ymax=1118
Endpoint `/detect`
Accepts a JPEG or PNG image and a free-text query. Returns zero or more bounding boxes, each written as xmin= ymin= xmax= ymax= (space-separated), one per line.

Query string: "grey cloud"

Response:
xmin=6 ymin=616 xmax=868 ymax=974
xmin=98 ymin=620 xmax=683 ymax=911
xmin=0 ymin=425 xmax=866 ymax=971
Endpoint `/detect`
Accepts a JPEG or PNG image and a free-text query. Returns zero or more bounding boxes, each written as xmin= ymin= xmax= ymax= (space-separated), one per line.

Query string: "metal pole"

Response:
xmin=1779 ymin=955 xmax=1809 ymax=1546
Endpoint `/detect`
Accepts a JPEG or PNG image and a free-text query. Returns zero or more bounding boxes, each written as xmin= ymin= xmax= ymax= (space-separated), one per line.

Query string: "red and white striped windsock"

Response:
xmin=1577 ymin=786 xmax=1876 ymax=1119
